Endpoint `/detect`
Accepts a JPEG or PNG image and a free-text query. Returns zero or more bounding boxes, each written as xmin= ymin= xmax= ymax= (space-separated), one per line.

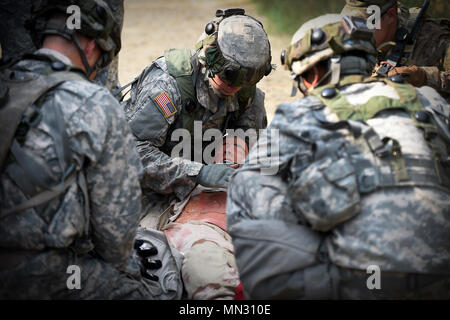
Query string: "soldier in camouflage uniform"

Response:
xmin=0 ymin=0 xmax=123 ymax=93
xmin=227 ymin=14 xmax=450 ymax=299
xmin=122 ymin=8 xmax=272 ymax=228
xmin=0 ymin=0 xmax=182 ymax=299
xmin=341 ymin=0 xmax=450 ymax=100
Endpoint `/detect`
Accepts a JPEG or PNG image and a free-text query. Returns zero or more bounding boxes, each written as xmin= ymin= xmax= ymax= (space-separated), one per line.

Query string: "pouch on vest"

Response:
xmin=288 ymin=151 xmax=360 ymax=232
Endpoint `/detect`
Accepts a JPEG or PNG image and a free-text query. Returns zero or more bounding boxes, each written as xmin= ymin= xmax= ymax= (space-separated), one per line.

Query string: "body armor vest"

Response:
xmin=288 ymin=75 xmax=449 ymax=232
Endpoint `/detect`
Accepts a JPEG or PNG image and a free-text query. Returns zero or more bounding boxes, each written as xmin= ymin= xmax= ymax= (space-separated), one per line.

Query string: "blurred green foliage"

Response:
xmin=252 ymin=0 xmax=449 ymax=36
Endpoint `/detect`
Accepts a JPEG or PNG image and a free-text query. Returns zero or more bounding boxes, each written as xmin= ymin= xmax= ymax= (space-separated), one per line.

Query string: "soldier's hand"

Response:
xmin=134 ymin=239 xmax=161 ymax=282
xmin=197 ymin=164 xmax=234 ymax=189
xmin=388 ymin=65 xmax=426 ymax=87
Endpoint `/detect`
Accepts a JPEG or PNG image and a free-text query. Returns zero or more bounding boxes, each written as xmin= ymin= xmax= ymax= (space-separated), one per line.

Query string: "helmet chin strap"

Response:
xmin=72 ymin=33 xmax=96 ymax=78
xmin=296 ymin=63 xmax=333 ymax=95
xmin=298 ymin=55 xmax=349 ymax=95
xmin=328 ymin=56 xmax=341 ymax=85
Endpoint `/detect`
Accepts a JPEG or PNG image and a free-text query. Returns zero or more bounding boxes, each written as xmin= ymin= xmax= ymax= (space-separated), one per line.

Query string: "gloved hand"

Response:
xmin=388 ymin=65 xmax=426 ymax=87
xmin=134 ymin=239 xmax=162 ymax=282
xmin=197 ymin=163 xmax=234 ymax=188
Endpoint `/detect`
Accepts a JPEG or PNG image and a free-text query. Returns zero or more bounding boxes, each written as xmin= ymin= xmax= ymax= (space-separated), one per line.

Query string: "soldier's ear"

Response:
xmin=80 ymin=37 xmax=101 ymax=72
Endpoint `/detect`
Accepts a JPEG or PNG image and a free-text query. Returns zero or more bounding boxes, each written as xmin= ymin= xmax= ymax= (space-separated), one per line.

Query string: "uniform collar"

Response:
xmin=34 ymin=48 xmax=74 ymax=66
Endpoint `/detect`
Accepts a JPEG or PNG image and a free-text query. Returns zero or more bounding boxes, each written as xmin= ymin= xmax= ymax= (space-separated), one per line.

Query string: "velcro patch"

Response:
xmin=154 ymin=92 xmax=177 ymax=118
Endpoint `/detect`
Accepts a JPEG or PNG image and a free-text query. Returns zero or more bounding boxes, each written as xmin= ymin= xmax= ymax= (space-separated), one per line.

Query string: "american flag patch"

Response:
xmin=154 ymin=92 xmax=177 ymax=118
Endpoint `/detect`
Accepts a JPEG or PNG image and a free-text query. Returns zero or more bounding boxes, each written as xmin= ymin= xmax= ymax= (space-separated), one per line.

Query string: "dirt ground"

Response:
xmin=119 ymin=0 xmax=299 ymax=123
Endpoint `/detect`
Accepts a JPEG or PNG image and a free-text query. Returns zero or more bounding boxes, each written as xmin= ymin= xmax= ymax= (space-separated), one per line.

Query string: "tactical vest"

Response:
xmin=287 ymin=75 xmax=450 ymax=232
xmin=0 ymin=54 xmax=90 ymax=226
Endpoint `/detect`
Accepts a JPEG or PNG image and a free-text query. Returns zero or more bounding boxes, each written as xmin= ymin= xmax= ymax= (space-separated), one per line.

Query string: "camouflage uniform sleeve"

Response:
xmin=411 ymin=19 xmax=450 ymax=96
xmin=123 ymin=61 xmax=203 ymax=200
xmin=135 ymin=140 xmax=204 ymax=200
xmin=233 ymin=87 xmax=268 ymax=130
xmin=68 ymin=84 xmax=143 ymax=270
xmin=227 ymin=99 xmax=324 ymax=299
xmin=422 ymin=44 xmax=450 ymax=95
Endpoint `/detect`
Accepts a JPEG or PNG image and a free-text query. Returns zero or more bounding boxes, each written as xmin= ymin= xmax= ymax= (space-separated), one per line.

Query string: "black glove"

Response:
xmin=134 ymin=239 xmax=162 ymax=282
xmin=197 ymin=164 xmax=234 ymax=188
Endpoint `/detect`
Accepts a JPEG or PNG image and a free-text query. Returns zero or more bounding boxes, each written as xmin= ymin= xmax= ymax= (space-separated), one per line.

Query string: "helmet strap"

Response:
xmin=297 ymin=76 xmax=308 ymax=96
xmin=311 ymin=68 xmax=332 ymax=91
xmin=298 ymin=61 xmax=333 ymax=95
xmin=329 ymin=56 xmax=341 ymax=85
xmin=72 ymin=33 xmax=96 ymax=78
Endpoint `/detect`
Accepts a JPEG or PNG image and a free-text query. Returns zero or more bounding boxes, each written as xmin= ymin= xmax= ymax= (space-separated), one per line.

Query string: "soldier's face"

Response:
xmin=209 ymin=74 xmax=242 ymax=96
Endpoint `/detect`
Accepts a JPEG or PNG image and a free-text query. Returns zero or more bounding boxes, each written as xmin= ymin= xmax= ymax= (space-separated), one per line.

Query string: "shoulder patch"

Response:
xmin=154 ymin=92 xmax=177 ymax=118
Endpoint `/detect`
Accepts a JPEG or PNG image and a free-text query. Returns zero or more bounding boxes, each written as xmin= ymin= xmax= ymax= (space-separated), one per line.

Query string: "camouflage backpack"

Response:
xmin=0 ymin=54 xmax=89 ymax=219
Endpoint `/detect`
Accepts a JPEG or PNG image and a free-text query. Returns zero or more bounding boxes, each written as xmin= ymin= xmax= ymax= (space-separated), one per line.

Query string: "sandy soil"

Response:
xmin=119 ymin=0 xmax=299 ymax=123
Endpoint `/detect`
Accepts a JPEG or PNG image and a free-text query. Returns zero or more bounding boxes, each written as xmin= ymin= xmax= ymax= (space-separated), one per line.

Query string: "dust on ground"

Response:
xmin=119 ymin=0 xmax=299 ymax=123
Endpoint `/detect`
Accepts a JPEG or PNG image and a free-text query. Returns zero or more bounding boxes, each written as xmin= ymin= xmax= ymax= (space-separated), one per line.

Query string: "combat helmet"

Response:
xmin=29 ymin=0 xmax=123 ymax=76
xmin=196 ymin=8 xmax=273 ymax=88
xmin=281 ymin=14 xmax=378 ymax=94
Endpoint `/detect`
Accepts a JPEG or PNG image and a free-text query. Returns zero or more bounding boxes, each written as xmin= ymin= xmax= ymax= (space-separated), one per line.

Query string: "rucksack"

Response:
xmin=0 ymin=54 xmax=88 ymax=218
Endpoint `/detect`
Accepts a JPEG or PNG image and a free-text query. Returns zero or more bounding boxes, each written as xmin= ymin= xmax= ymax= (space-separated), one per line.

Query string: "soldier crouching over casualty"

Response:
xmin=341 ymin=0 xmax=450 ymax=101
xmin=0 ymin=0 xmax=182 ymax=299
xmin=120 ymin=8 xmax=273 ymax=230
xmin=226 ymin=14 xmax=450 ymax=299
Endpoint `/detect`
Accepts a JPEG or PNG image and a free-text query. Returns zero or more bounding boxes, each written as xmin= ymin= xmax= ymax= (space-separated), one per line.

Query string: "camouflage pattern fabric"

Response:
xmin=226 ymin=80 xmax=450 ymax=299
xmin=396 ymin=13 xmax=450 ymax=99
xmin=196 ymin=14 xmax=272 ymax=88
xmin=0 ymin=49 xmax=164 ymax=299
xmin=122 ymin=51 xmax=267 ymax=201
xmin=92 ymin=0 xmax=124 ymax=92
xmin=0 ymin=0 xmax=122 ymax=94
xmin=163 ymin=220 xmax=239 ymax=300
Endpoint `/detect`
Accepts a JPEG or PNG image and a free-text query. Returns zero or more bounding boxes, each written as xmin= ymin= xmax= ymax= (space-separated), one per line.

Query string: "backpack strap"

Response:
xmin=0 ymin=62 xmax=89 ymax=221
xmin=0 ymin=67 xmax=86 ymax=170
xmin=310 ymin=76 xmax=450 ymax=190
xmin=165 ymin=49 xmax=196 ymax=108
